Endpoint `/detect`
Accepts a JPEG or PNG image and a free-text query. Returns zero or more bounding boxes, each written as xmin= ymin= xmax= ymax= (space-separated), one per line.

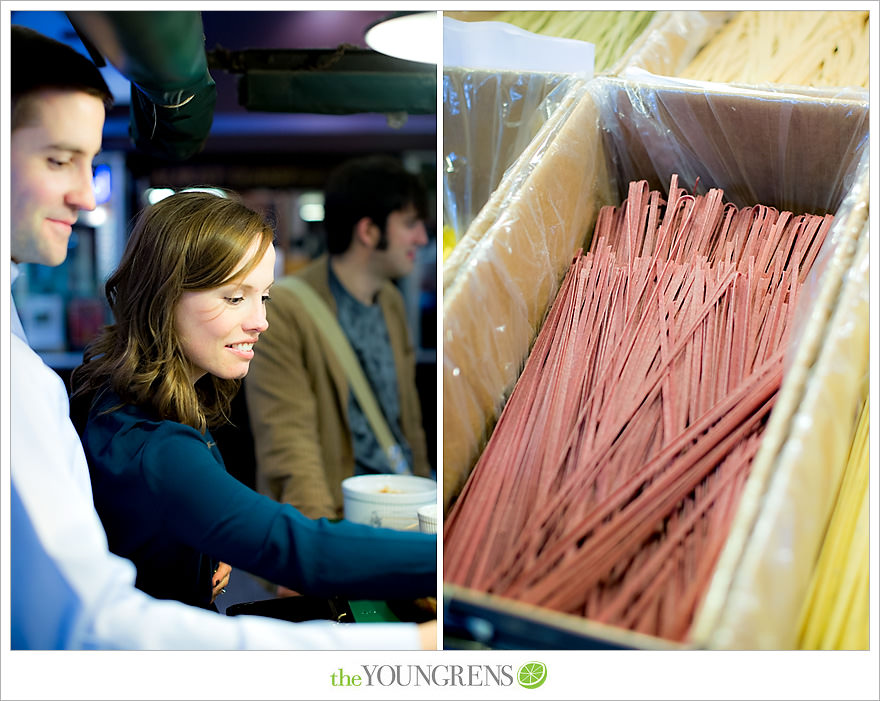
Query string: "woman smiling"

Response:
xmin=69 ymin=191 xmax=436 ymax=621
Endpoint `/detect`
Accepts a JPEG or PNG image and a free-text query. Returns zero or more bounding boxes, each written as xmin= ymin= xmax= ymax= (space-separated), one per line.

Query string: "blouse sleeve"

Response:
xmin=140 ymin=423 xmax=436 ymax=600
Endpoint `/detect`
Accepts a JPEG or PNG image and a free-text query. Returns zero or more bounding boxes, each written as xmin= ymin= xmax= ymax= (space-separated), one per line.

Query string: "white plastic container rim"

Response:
xmin=342 ymin=474 xmax=437 ymax=531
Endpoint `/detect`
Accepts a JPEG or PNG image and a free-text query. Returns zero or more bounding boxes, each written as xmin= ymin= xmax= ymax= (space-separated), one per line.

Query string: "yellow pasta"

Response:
xmin=681 ymin=11 xmax=869 ymax=89
xmin=442 ymin=224 xmax=457 ymax=262
xmin=796 ymin=397 xmax=869 ymax=649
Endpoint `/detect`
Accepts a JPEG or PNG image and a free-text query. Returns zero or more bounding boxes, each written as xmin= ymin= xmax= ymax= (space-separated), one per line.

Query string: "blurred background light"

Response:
xmin=298 ymin=192 xmax=325 ymax=222
xmin=92 ymin=164 xmax=112 ymax=205
xmin=79 ymin=205 xmax=108 ymax=228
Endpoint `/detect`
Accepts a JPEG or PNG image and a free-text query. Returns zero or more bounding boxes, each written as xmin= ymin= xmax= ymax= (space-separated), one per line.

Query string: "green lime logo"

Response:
xmin=517 ymin=661 xmax=547 ymax=689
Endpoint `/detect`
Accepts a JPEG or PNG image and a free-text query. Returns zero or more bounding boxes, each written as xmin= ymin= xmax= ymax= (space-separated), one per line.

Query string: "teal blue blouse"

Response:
xmin=79 ymin=389 xmax=436 ymax=610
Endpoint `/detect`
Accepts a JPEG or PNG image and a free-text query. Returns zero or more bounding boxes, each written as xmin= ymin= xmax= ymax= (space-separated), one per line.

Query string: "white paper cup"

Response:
xmin=342 ymin=474 xmax=437 ymax=531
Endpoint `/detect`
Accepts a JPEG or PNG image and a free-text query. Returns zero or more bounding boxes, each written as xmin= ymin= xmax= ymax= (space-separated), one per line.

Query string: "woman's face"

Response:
xmin=174 ymin=239 xmax=275 ymax=385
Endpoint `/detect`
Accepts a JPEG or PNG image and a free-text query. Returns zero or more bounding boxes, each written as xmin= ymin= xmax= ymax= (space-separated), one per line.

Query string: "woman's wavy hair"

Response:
xmin=71 ymin=190 xmax=275 ymax=433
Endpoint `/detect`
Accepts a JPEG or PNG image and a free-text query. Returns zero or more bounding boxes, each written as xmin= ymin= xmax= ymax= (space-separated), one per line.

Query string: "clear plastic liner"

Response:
xmin=596 ymin=71 xmax=869 ymax=215
xmin=442 ymin=14 xmax=595 ymax=245
xmin=442 ymin=71 xmax=870 ymax=543
xmin=442 ymin=10 xmax=731 ymax=249
xmin=443 ymin=76 xmax=591 ymax=293
xmin=443 ymin=69 xmax=572 ymax=243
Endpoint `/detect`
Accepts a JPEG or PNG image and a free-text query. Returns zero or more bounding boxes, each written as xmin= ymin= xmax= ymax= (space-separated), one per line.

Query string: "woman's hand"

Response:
xmin=275 ymin=584 xmax=300 ymax=598
xmin=211 ymin=562 xmax=232 ymax=604
xmin=418 ymin=620 xmax=438 ymax=650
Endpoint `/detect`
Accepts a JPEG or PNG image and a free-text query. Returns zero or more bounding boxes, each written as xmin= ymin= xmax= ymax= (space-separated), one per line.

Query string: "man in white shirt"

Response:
xmin=9 ymin=24 xmax=435 ymax=651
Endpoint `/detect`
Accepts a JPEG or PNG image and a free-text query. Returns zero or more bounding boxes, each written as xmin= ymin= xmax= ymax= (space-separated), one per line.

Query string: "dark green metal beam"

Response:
xmin=208 ymin=47 xmax=436 ymax=115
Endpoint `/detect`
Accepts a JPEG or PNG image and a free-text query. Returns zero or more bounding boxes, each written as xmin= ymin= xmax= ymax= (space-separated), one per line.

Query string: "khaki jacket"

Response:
xmin=245 ymin=255 xmax=430 ymax=520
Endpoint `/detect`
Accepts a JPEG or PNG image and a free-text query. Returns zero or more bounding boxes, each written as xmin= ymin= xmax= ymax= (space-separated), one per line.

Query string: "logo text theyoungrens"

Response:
xmin=330 ymin=664 xmax=516 ymax=687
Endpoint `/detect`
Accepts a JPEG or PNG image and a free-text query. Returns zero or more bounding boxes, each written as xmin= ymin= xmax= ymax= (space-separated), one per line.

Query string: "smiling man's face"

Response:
xmin=10 ymin=88 xmax=105 ymax=267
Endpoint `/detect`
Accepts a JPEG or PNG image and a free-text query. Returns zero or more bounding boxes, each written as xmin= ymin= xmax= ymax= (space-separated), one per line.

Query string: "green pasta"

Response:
xmin=492 ymin=10 xmax=655 ymax=72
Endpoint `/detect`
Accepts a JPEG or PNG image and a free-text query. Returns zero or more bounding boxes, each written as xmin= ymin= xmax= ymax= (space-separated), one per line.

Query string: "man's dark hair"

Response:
xmin=12 ymin=24 xmax=113 ymax=129
xmin=323 ymin=155 xmax=428 ymax=255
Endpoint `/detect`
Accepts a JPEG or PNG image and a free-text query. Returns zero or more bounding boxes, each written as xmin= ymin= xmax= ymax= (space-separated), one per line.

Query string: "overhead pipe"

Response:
xmin=66 ymin=10 xmax=216 ymax=161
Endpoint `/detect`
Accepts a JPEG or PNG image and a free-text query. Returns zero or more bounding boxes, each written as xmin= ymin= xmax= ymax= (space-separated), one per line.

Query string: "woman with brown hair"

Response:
xmin=70 ymin=191 xmax=436 ymax=626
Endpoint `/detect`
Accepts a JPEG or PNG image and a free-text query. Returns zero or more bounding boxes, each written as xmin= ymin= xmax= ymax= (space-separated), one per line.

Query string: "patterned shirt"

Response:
xmin=328 ymin=263 xmax=414 ymax=475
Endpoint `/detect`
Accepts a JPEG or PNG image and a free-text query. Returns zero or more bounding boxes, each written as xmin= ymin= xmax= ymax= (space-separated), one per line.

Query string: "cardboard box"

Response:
xmin=442 ymin=74 xmax=869 ymax=648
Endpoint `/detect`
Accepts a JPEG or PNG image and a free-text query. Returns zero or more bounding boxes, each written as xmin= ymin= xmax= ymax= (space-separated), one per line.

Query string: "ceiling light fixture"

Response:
xmin=365 ymin=11 xmax=440 ymax=65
